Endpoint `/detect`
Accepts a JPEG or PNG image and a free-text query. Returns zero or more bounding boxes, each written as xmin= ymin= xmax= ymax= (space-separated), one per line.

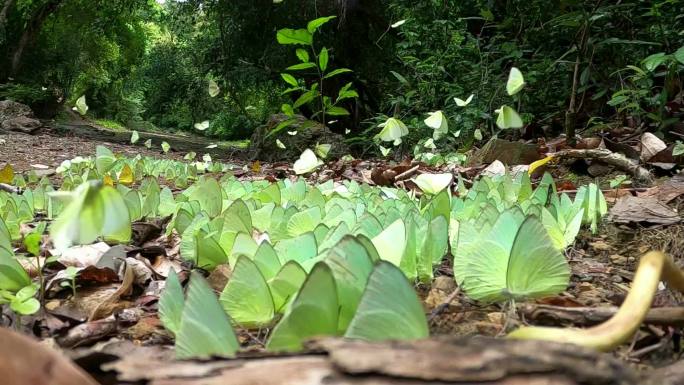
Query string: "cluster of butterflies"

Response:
xmin=450 ymin=172 xmax=607 ymax=302
xmin=0 ymin=144 xmax=609 ymax=358
xmin=160 ymin=236 xmax=429 ymax=358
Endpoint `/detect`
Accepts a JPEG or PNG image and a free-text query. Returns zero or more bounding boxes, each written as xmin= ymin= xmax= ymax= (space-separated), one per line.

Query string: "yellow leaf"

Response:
xmin=0 ymin=164 xmax=15 ymax=184
xmin=528 ymin=155 xmax=555 ymax=176
xmin=119 ymin=164 xmax=134 ymax=186
xmin=251 ymin=160 xmax=261 ymax=173
xmin=103 ymin=175 xmax=114 ymax=187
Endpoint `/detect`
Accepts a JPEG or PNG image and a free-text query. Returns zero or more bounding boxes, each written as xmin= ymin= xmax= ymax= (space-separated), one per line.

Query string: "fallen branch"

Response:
xmin=428 ymin=287 xmax=461 ymax=322
xmin=394 ymin=164 xmax=420 ymax=182
xmin=551 ymin=149 xmax=653 ymax=185
xmin=509 ymin=251 xmax=684 ymax=351
xmin=519 ymin=304 xmax=684 ymax=328
xmin=0 ymin=183 xmax=20 ymax=194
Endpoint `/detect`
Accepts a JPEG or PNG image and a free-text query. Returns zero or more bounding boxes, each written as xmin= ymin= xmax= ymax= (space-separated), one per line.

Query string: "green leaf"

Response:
xmin=286 ymin=62 xmax=317 ymax=71
xmin=0 ymin=249 xmax=30 ymax=292
xmin=281 ymin=104 xmax=295 ymax=117
xmin=323 ymin=68 xmax=353 ymax=79
xmin=345 ymin=261 xmax=429 ymax=341
xmin=673 ymin=141 xmax=684 ymax=156
xmin=265 ymin=118 xmax=297 ymax=139
xmin=642 ymin=52 xmax=668 ymax=71
xmin=389 ymin=71 xmax=408 ymax=84
xmin=175 ymin=272 xmax=239 ymax=359
xmin=293 ymin=90 xmax=318 ymax=108
xmin=674 ymin=46 xmax=684 ymax=65
xmin=296 ymin=48 xmax=309 ymax=63
xmin=319 ymin=47 xmax=329 ymax=72
xmin=23 ymin=232 xmax=41 ymax=256
xmin=220 ymin=256 xmax=275 ymax=327
xmin=307 ymin=16 xmax=336 ymax=34
xmin=281 ymin=73 xmax=298 ymax=87
xmin=158 ymin=269 xmax=184 ymax=336
xmin=11 ymin=296 xmax=40 ymax=315
xmin=266 ymin=262 xmax=339 ymax=352
xmin=277 ymin=28 xmax=313 ymax=45
xmin=326 ymin=106 xmax=350 ymax=116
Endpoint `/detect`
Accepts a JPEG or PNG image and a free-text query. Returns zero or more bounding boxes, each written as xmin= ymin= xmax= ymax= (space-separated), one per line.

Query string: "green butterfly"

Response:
xmin=220 ymin=241 xmax=308 ymax=327
xmin=159 ymin=271 xmax=239 ymax=359
xmin=495 ymin=105 xmax=523 ymax=129
xmin=506 ymin=67 xmax=525 ymax=96
xmin=460 ymin=215 xmax=570 ymax=303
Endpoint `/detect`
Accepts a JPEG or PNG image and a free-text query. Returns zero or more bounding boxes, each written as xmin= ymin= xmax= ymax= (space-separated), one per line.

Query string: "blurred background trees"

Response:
xmin=0 ymin=0 xmax=682 ymax=147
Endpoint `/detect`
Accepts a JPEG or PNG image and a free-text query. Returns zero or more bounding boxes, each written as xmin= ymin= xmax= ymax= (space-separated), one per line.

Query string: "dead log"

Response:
xmin=99 ymin=337 xmax=669 ymax=385
xmin=552 ymin=149 xmax=653 ymax=185
xmin=520 ymin=304 xmax=684 ymax=327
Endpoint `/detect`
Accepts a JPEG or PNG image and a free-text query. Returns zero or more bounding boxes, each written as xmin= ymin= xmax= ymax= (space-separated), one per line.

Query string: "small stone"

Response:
xmin=589 ymin=240 xmax=613 ymax=251
xmin=207 ymin=264 xmax=232 ymax=292
xmin=486 ymin=312 xmax=505 ymax=325
xmin=587 ymin=162 xmax=613 ymax=177
xmin=431 ymin=276 xmax=455 ymax=292
xmin=578 ymin=282 xmax=595 ymax=292
xmin=610 ymin=275 xmax=623 ymax=283
xmin=610 ymin=254 xmax=627 ymax=265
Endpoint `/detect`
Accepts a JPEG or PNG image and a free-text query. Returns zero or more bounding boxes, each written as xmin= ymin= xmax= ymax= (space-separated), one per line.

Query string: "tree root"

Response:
xmin=551 ymin=149 xmax=653 ymax=186
xmin=508 ymin=251 xmax=684 ymax=351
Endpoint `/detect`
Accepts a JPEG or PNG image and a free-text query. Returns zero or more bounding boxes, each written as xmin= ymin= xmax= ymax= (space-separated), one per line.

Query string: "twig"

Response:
xmin=428 ymin=287 xmax=461 ymax=322
xmin=551 ymin=149 xmax=653 ymax=186
xmin=0 ymin=183 xmax=19 ymax=193
xmin=394 ymin=165 xmax=420 ymax=182
xmin=509 ymin=251 xmax=684 ymax=351
xmin=519 ymin=304 xmax=684 ymax=327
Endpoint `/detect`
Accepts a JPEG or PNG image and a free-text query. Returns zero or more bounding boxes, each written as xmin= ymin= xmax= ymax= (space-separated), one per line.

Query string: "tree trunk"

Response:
xmin=0 ymin=0 xmax=15 ymax=31
xmin=9 ymin=0 xmax=63 ymax=76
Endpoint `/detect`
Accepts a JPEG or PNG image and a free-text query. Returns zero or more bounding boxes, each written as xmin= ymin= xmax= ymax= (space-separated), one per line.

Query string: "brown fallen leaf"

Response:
xmin=608 ymin=195 xmax=681 ymax=225
xmin=88 ymin=263 xmax=135 ymax=322
xmin=0 ymin=327 xmax=98 ymax=385
xmin=640 ymin=132 xmax=667 ymax=162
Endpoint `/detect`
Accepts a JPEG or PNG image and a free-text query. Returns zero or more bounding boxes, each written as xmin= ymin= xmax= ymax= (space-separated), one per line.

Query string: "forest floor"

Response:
xmin=1 ymin=126 xmax=684 ymax=385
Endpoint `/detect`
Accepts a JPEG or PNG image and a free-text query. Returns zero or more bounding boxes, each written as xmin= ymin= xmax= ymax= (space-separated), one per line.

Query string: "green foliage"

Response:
xmin=277 ymin=16 xmax=358 ymax=125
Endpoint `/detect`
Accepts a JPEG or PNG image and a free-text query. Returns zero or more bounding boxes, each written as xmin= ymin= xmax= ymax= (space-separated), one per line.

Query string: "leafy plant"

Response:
xmin=608 ymin=45 xmax=684 ymax=130
xmin=276 ymin=16 xmax=358 ymax=127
